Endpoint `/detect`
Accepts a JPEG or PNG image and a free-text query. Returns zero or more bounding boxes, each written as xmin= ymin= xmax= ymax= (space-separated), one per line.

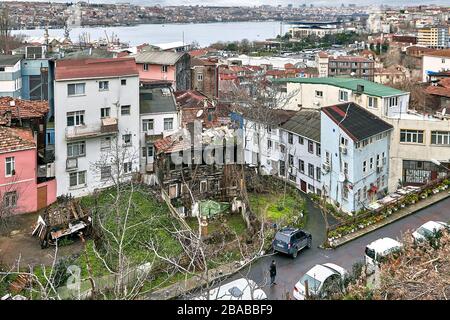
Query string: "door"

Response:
xmin=297 ymin=231 xmax=308 ymax=248
xmin=300 ymin=180 xmax=307 ymax=193
xmin=37 ymin=185 xmax=47 ymax=211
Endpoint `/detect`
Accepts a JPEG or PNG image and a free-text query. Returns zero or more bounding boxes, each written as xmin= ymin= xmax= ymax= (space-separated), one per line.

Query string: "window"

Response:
xmin=369 ymin=157 xmax=374 ymax=170
xmin=121 ymin=105 xmax=131 ymax=115
xmin=357 ymin=189 xmax=361 ymax=203
xmin=67 ymin=141 xmax=86 ymax=158
xmin=363 ymin=186 xmax=368 ymax=199
xmin=164 ymin=118 xmax=174 ymax=131
xmin=280 ymin=144 xmax=285 ymax=153
xmin=121 ymin=79 xmax=127 ymax=86
xmin=143 ymin=63 xmax=149 ymax=71
xmin=67 ymin=83 xmax=85 ymax=96
xmin=316 ymin=167 xmax=321 ymax=182
xmin=316 ymin=143 xmax=321 ymax=156
xmin=5 ymin=157 xmax=15 ymax=177
xmin=308 ymin=184 xmax=315 ymax=193
xmin=162 ymin=65 xmax=168 ymax=73
xmin=69 ymin=171 xmax=86 ymax=187
xmin=340 ymin=137 xmax=348 ymax=146
xmin=123 ymin=162 xmax=132 ymax=174
xmin=197 ymin=73 xmax=203 ymax=81
xmin=382 ymin=152 xmax=386 ymax=165
xmin=0 ymin=67 xmax=4 ymax=72
xmin=368 ymin=96 xmax=377 ymax=108
xmin=308 ymin=140 xmax=314 ymax=153
xmin=315 ymin=90 xmax=323 ymax=98
xmin=431 ymin=131 xmax=450 ymax=145
xmin=100 ymin=166 xmax=111 ymax=181
xmin=298 ymin=136 xmax=304 ymax=145
xmin=200 ymin=181 xmax=207 ymax=193
xmin=67 ymin=111 xmax=85 ymax=126
xmin=363 ymin=160 xmax=367 ymax=174
xmin=400 ymin=129 xmax=424 ymax=143
xmin=4 ymin=191 xmax=17 ymax=208
xmin=142 ymin=145 xmax=154 ymax=157
xmin=97 ymin=137 xmax=110 ymax=152
xmin=376 ymin=154 xmax=380 ymax=168
xmin=308 ymin=164 xmax=314 ymax=178
xmin=343 ymin=161 xmax=348 ymax=175
xmin=142 ymin=119 xmax=154 ymax=132
xmin=387 ymin=96 xmax=398 ymax=107
xmin=99 ymin=81 xmax=109 ymax=91
xmin=100 ymin=107 xmax=110 ymax=118
xmin=288 ymin=133 xmax=293 ymax=144
xmin=299 ymin=160 xmax=305 ymax=173
xmin=342 ymin=186 xmax=348 ymax=200
xmin=122 ymin=134 xmax=132 ymax=146
xmin=381 ymin=175 xmax=385 ymax=187
xmin=339 ymin=90 xmax=348 ymax=102
xmin=267 ymin=139 xmax=272 ymax=150
xmin=325 ymin=151 xmax=331 ymax=164
xmin=288 ymin=154 xmax=294 ymax=166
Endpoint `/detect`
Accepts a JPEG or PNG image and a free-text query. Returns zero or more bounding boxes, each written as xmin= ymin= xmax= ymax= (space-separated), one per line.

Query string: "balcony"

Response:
xmin=66 ymin=117 xmax=118 ymax=140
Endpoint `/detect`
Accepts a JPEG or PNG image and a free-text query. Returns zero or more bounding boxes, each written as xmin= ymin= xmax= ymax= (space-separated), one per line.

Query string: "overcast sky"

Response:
xmin=3 ymin=0 xmax=450 ymax=6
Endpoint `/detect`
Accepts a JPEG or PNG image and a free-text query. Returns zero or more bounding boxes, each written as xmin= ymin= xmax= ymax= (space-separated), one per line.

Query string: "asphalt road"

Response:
xmin=229 ymin=196 xmax=450 ymax=299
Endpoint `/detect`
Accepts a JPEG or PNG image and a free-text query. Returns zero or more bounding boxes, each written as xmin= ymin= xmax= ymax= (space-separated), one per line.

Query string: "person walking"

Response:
xmin=269 ymin=260 xmax=277 ymax=286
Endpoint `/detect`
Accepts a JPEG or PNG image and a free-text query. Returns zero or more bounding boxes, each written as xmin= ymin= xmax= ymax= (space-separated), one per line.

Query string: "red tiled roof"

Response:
xmin=175 ymin=90 xmax=211 ymax=109
xmin=0 ymin=97 xmax=48 ymax=122
xmin=189 ymin=49 xmax=209 ymax=57
xmin=0 ymin=126 xmax=36 ymax=154
xmin=425 ymin=79 xmax=450 ymax=98
xmin=55 ymin=58 xmax=139 ymax=81
xmin=318 ymin=51 xmax=328 ymax=58
xmin=424 ymin=49 xmax=450 ymax=58
xmin=330 ymin=56 xmax=372 ymax=63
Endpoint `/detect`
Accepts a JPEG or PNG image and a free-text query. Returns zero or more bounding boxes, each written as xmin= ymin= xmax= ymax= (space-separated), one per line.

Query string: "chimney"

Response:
xmin=357 ymin=84 xmax=365 ymax=93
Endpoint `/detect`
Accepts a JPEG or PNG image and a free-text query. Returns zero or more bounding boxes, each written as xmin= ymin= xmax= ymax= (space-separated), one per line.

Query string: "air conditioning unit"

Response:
xmin=339 ymin=145 xmax=347 ymax=155
xmin=322 ymin=163 xmax=330 ymax=172
xmin=66 ymin=158 xmax=78 ymax=171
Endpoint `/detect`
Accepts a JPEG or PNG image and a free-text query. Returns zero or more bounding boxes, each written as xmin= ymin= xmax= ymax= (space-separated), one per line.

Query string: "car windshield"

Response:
xmin=275 ymin=233 xmax=290 ymax=243
xmin=365 ymin=247 xmax=376 ymax=260
xmin=417 ymin=226 xmax=434 ymax=238
xmin=299 ymin=274 xmax=321 ymax=293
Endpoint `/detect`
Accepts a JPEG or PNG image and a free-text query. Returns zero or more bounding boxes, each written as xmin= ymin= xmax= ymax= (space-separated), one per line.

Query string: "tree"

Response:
xmin=345 ymin=230 xmax=450 ymax=300
xmin=0 ymin=4 xmax=23 ymax=54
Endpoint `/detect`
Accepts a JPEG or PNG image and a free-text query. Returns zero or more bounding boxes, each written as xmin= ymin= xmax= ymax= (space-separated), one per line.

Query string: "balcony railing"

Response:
xmin=66 ymin=117 xmax=118 ymax=140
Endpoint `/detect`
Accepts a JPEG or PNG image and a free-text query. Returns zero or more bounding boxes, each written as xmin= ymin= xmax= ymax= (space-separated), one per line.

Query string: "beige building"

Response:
xmin=278 ymin=77 xmax=450 ymax=192
xmin=417 ymin=26 xmax=449 ymax=49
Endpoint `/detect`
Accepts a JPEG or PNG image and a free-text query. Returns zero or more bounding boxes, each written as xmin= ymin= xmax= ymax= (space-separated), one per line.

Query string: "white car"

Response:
xmin=293 ymin=263 xmax=348 ymax=300
xmin=412 ymin=221 xmax=449 ymax=242
xmin=193 ymin=278 xmax=267 ymax=300
xmin=365 ymin=237 xmax=403 ymax=274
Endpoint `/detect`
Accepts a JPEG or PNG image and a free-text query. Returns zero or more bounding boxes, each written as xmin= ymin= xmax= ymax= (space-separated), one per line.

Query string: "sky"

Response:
xmin=3 ymin=0 xmax=450 ymax=6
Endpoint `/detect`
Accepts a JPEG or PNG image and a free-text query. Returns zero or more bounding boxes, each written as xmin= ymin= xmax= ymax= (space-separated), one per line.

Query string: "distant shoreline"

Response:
xmin=11 ymin=19 xmax=289 ymax=31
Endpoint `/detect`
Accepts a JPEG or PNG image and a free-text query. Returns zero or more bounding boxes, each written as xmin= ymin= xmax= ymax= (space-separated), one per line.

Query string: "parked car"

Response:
xmin=293 ymin=263 xmax=348 ymax=300
xmin=272 ymin=227 xmax=312 ymax=258
xmin=412 ymin=221 xmax=449 ymax=243
xmin=193 ymin=278 xmax=267 ymax=300
xmin=364 ymin=237 xmax=403 ymax=275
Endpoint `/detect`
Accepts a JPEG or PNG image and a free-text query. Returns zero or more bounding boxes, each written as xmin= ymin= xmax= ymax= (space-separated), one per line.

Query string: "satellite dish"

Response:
xmin=196 ymin=109 xmax=204 ymax=118
xmin=338 ymin=173 xmax=346 ymax=182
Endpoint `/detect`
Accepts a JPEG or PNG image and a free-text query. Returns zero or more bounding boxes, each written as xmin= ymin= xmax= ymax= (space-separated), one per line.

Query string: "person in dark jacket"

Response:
xmin=269 ymin=260 xmax=277 ymax=286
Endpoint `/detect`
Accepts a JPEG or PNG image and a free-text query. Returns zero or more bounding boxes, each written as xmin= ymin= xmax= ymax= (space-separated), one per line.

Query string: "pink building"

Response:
xmin=0 ymin=127 xmax=56 ymax=215
xmin=133 ymin=51 xmax=191 ymax=90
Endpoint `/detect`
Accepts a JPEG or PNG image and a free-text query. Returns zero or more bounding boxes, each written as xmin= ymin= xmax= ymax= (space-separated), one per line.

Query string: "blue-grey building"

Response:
xmin=20 ymin=46 xmax=55 ymax=118
xmin=321 ymin=102 xmax=393 ymax=214
xmin=0 ymin=55 xmax=23 ymax=98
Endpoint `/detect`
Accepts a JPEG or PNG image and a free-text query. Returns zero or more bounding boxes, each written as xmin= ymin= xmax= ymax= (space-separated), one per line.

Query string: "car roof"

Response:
xmin=203 ymin=278 xmax=267 ymax=300
xmin=420 ymin=221 xmax=447 ymax=231
xmin=366 ymin=237 xmax=402 ymax=253
xmin=305 ymin=264 xmax=338 ymax=282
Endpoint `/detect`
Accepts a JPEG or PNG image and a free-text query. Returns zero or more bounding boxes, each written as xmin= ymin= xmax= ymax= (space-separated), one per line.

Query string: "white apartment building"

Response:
xmin=243 ymin=110 xmax=295 ymax=176
xmin=54 ymin=58 xmax=140 ymax=197
xmin=279 ymin=77 xmax=450 ymax=192
xmin=279 ymin=110 xmax=322 ymax=195
xmin=0 ymin=55 xmax=23 ymax=98
xmin=422 ymin=49 xmax=450 ymax=82
xmin=139 ymin=84 xmax=179 ymax=174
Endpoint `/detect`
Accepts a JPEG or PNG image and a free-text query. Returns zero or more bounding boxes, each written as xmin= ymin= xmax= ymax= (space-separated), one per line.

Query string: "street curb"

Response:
xmin=330 ymin=192 xmax=450 ymax=248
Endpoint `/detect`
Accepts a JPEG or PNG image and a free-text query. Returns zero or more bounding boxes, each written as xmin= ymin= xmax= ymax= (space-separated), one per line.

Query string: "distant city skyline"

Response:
xmin=2 ymin=0 xmax=450 ymax=6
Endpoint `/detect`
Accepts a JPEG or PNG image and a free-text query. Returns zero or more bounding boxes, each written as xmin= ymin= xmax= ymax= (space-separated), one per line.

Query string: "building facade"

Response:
xmin=418 ymin=26 xmax=450 ymax=49
xmin=321 ymin=103 xmax=393 ymax=214
xmin=54 ymin=58 xmax=140 ymax=197
xmin=422 ymin=49 xmax=450 ymax=82
xmin=0 ymin=55 xmax=23 ymax=98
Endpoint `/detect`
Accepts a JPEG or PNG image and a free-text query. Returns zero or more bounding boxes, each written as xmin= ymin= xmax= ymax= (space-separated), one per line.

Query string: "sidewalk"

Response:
xmin=332 ymin=191 xmax=450 ymax=248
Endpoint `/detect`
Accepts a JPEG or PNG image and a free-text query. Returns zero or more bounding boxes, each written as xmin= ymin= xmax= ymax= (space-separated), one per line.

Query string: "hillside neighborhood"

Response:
xmin=0 ymin=2 xmax=450 ymax=302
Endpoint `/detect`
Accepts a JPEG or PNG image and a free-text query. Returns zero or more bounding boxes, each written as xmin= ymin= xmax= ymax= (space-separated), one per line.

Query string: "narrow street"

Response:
xmin=229 ymin=196 xmax=450 ymax=299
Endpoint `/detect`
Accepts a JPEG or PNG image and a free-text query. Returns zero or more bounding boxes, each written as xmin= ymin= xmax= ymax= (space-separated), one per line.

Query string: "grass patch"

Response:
xmin=249 ymin=191 xmax=305 ymax=224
